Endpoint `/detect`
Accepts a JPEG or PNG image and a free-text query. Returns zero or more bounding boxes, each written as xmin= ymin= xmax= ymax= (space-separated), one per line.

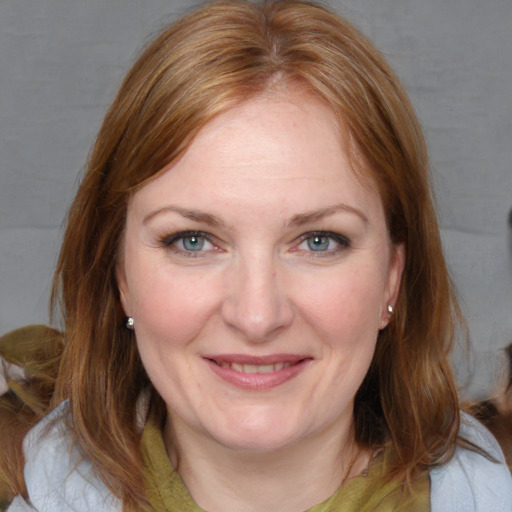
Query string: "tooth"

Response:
xmin=232 ymin=363 xmax=244 ymax=372
xmin=225 ymin=361 xmax=297 ymax=373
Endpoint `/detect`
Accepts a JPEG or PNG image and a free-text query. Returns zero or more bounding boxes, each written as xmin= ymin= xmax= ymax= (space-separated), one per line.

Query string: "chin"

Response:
xmin=206 ymin=412 xmax=308 ymax=453
xmin=218 ymin=430 xmax=300 ymax=454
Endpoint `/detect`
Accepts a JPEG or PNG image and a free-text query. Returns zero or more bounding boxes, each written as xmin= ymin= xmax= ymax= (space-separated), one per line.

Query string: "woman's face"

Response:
xmin=118 ymin=91 xmax=404 ymax=454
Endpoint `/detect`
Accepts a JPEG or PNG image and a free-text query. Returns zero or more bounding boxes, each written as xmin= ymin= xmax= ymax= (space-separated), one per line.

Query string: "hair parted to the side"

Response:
xmin=48 ymin=0 xmax=461 ymax=507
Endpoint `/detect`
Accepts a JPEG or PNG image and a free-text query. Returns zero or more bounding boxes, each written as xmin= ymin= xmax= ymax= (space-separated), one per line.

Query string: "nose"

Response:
xmin=221 ymin=253 xmax=294 ymax=343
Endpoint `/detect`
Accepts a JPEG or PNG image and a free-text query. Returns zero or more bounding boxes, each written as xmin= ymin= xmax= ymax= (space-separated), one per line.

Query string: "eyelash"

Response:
xmin=159 ymin=230 xmax=217 ymax=257
xmin=158 ymin=230 xmax=351 ymax=258
xmin=295 ymin=231 xmax=351 ymax=257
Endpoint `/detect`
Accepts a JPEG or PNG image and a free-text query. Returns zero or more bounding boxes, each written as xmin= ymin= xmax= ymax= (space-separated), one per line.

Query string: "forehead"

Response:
xmin=129 ymin=91 xmax=383 ymax=223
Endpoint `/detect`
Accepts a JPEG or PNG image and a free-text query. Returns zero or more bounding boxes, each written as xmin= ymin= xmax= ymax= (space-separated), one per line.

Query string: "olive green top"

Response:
xmin=140 ymin=418 xmax=430 ymax=512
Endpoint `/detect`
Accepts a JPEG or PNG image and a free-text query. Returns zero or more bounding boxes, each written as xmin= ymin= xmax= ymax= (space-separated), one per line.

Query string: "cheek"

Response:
xmin=127 ymin=262 xmax=222 ymax=347
xmin=292 ymin=264 xmax=386 ymax=343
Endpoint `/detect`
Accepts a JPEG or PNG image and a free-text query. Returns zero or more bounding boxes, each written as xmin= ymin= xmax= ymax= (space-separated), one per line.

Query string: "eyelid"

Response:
xmin=159 ymin=230 xmax=220 ymax=256
xmin=294 ymin=231 xmax=351 ymax=254
xmin=298 ymin=231 xmax=350 ymax=244
xmin=158 ymin=230 xmax=350 ymax=258
xmin=160 ymin=230 xmax=206 ymax=245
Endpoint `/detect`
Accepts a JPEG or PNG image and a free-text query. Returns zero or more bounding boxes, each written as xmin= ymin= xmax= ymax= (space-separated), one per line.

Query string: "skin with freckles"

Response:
xmin=117 ymin=90 xmax=404 ymax=511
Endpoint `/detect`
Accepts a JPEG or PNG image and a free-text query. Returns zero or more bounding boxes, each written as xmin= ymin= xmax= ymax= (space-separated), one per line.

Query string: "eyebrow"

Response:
xmin=287 ymin=203 xmax=369 ymax=228
xmin=143 ymin=206 xmax=229 ymax=228
xmin=143 ymin=203 xmax=368 ymax=229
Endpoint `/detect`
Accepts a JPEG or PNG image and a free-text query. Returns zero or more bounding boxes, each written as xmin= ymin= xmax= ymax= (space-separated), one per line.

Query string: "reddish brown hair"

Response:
xmin=46 ymin=0 xmax=460 ymax=507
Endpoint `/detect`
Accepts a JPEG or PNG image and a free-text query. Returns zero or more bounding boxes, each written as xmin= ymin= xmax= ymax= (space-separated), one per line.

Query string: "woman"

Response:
xmin=3 ymin=0 xmax=512 ymax=510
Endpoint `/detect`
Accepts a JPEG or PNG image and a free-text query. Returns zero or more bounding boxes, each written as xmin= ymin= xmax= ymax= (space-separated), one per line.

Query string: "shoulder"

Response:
xmin=430 ymin=411 xmax=512 ymax=512
xmin=7 ymin=401 xmax=121 ymax=512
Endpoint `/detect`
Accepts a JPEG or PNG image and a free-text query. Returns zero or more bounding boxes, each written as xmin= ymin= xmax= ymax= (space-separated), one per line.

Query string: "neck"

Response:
xmin=163 ymin=417 xmax=370 ymax=512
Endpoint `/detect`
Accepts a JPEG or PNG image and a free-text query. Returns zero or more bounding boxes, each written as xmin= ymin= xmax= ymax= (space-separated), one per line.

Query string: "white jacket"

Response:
xmin=7 ymin=402 xmax=512 ymax=511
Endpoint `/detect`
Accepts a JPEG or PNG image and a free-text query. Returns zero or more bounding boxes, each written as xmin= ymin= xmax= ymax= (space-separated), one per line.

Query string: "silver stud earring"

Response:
xmin=387 ymin=305 xmax=393 ymax=315
xmin=126 ymin=317 xmax=135 ymax=330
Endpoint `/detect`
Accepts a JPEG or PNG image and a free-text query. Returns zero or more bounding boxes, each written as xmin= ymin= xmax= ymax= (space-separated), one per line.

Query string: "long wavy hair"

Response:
xmin=44 ymin=0 xmax=461 ymax=507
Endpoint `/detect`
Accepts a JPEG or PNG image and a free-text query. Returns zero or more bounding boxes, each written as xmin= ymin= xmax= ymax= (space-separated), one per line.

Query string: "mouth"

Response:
xmin=203 ymin=354 xmax=311 ymax=390
xmin=212 ymin=360 xmax=298 ymax=373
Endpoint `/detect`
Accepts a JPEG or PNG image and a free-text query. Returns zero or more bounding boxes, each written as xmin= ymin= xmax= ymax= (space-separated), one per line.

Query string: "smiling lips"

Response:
xmin=205 ymin=354 xmax=311 ymax=390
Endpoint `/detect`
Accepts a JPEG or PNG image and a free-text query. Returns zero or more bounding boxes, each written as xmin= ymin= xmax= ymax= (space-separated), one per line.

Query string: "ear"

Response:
xmin=379 ymin=243 xmax=405 ymax=330
xmin=116 ymin=259 xmax=131 ymax=316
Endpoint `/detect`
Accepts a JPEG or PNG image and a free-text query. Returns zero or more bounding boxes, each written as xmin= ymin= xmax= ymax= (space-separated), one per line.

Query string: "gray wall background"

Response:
xmin=1 ymin=0 xmax=511 ymax=399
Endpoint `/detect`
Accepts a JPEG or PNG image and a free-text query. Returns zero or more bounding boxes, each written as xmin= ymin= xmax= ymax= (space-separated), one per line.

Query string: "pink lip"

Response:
xmin=203 ymin=353 xmax=312 ymax=391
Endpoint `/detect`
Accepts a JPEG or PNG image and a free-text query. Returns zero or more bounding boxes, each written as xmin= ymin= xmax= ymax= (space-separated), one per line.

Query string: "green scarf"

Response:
xmin=140 ymin=418 xmax=430 ymax=512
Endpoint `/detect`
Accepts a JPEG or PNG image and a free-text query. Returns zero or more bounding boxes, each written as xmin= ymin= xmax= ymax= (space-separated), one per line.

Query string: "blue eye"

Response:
xmin=297 ymin=231 xmax=350 ymax=255
xmin=160 ymin=231 xmax=214 ymax=255
xmin=181 ymin=235 xmax=205 ymax=251
xmin=307 ymin=235 xmax=331 ymax=251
